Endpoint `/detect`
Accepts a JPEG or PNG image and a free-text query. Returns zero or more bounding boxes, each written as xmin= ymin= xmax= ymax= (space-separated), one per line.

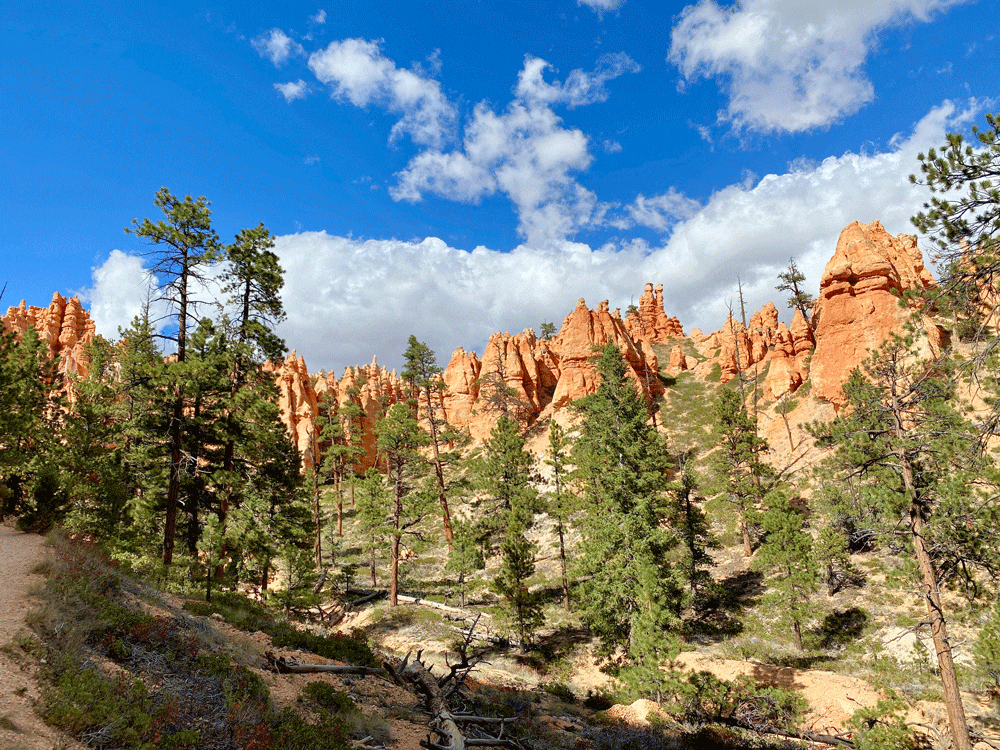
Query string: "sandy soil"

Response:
xmin=0 ymin=523 xmax=84 ymax=750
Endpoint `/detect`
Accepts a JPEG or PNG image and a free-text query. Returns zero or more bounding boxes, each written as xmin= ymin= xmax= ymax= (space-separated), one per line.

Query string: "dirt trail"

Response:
xmin=0 ymin=523 xmax=81 ymax=750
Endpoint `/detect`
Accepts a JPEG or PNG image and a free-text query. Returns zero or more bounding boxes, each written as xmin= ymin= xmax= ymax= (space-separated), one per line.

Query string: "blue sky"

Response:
xmin=2 ymin=0 xmax=997 ymax=373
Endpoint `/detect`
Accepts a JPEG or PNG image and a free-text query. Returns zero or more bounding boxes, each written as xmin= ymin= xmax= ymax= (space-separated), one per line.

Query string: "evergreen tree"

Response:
xmin=127 ymin=188 xmax=222 ymax=565
xmin=355 ymin=468 xmax=391 ymax=587
xmin=375 ymin=402 xmax=431 ymax=606
xmin=402 ymin=336 xmax=457 ymax=550
xmin=668 ymin=462 xmax=716 ymax=603
xmin=491 ymin=512 xmax=544 ymax=649
xmin=544 ymin=420 xmax=574 ymax=612
xmin=775 ymin=258 xmax=815 ymax=342
xmin=910 ymin=111 xmax=999 ymax=334
xmin=571 ymin=343 xmax=677 ymax=656
xmin=477 ymin=414 xmax=542 ymax=647
xmin=812 ymin=333 xmax=998 ymax=750
xmin=753 ymin=493 xmax=819 ymax=651
xmin=474 ymin=414 xmax=539 ymax=551
xmin=711 ymin=388 xmax=769 ymax=557
xmin=316 ymin=386 xmax=364 ymax=542
xmin=0 ymin=325 xmax=63 ymax=519
xmin=216 ymin=222 xmax=288 ymax=565
xmin=445 ymin=520 xmax=484 ymax=607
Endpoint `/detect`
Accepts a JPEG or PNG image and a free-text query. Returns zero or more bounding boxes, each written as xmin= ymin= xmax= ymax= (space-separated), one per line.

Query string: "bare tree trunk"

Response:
xmin=423 ymin=384 xmax=454 ymax=551
xmin=558 ymin=520 xmax=570 ymax=612
xmin=892 ymin=392 xmax=971 ymax=750
xmin=163 ymin=393 xmax=183 ymax=566
xmin=390 ymin=474 xmax=402 ymax=607
xmin=911 ymin=505 xmax=971 ymax=750
xmin=741 ymin=518 xmax=753 ymax=558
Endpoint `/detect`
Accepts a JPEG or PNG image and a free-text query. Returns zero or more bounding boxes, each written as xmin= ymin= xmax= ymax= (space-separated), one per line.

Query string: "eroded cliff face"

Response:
xmin=2 ymin=293 xmax=96 ymax=377
xmin=7 ymin=218 xmax=943 ymax=471
xmin=809 ymin=220 xmax=938 ymax=404
xmin=624 ymin=283 xmax=684 ymax=343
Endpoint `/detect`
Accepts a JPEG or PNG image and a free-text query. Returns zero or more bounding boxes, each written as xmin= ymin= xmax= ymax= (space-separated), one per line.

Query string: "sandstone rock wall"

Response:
xmin=624 ymin=283 xmax=684 ymax=343
xmin=2 ymin=292 xmax=97 ymax=377
xmin=809 ymin=220 xmax=938 ymax=404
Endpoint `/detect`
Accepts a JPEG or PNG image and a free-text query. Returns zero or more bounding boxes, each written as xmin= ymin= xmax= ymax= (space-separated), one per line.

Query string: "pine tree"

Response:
xmin=775 ymin=258 xmax=815 ymax=342
xmin=127 ymin=188 xmax=222 ymax=565
xmin=812 ymin=333 xmax=998 ymax=750
xmin=711 ymin=387 xmax=769 ymax=557
xmin=753 ymin=493 xmax=819 ymax=651
xmin=477 ymin=413 xmax=542 ymax=647
xmin=491 ymin=512 xmax=544 ymax=649
xmin=544 ymin=420 xmax=574 ymax=612
xmin=910 ymin=112 xmax=999 ymax=340
xmin=355 ymin=468 xmax=391 ymax=588
xmin=375 ymin=402 xmax=431 ymax=606
xmin=445 ymin=520 xmax=484 ymax=607
xmin=571 ymin=343 xmax=677 ymax=656
xmin=668 ymin=463 xmax=716 ymax=603
xmin=403 ymin=336 xmax=457 ymax=550
xmin=0 ymin=325 xmax=63 ymax=520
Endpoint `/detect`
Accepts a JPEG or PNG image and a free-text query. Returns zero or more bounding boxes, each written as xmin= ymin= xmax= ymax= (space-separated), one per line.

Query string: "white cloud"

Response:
xmin=252 ymin=28 xmax=305 ymax=67
xmin=603 ymin=139 xmax=623 ymax=153
xmin=86 ymin=102 xmax=975 ymax=375
xmin=515 ymin=53 xmax=641 ymax=108
xmin=304 ymin=154 xmax=320 ymax=165
xmin=82 ymin=250 xmax=162 ymax=336
xmin=312 ymin=9 xmax=327 ymax=24
xmin=392 ymin=54 xmax=640 ymax=248
xmin=623 ymin=189 xmax=702 ymax=231
xmin=668 ymin=0 xmax=966 ymax=134
xmin=578 ymin=0 xmax=626 ymax=14
xmin=307 ymin=38 xmax=456 ymax=148
xmin=274 ymin=79 xmax=309 ymax=102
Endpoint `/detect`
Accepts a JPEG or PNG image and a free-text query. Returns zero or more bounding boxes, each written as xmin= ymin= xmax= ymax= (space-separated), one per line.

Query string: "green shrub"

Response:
xmin=269 ymin=622 xmax=378 ymax=667
xmin=540 ymin=681 xmax=576 ymax=704
xmin=301 ymin=682 xmax=356 ymax=713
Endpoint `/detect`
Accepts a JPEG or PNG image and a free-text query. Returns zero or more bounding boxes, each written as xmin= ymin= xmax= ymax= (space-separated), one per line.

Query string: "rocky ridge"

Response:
xmin=2 ymin=220 xmax=941 ymax=468
xmin=2 ymin=292 xmax=96 ymax=377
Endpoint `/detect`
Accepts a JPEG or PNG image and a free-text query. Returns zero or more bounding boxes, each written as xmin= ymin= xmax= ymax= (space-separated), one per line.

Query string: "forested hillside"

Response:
xmin=1 ymin=112 xmax=998 ymax=750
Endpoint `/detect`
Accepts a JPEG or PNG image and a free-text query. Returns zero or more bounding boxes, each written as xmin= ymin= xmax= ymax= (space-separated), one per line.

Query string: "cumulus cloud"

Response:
xmin=85 ymin=102 xmax=974 ymax=374
xmin=625 ymin=189 xmax=702 ymax=231
xmin=668 ymin=0 xmax=966 ymax=134
xmin=307 ymin=38 xmax=457 ymax=148
xmin=311 ymin=9 xmax=326 ymax=24
xmin=252 ymin=28 xmax=305 ymax=67
xmin=274 ymin=79 xmax=309 ymax=102
xmin=392 ymin=54 xmax=640 ymax=248
xmin=82 ymin=250 xmax=161 ymax=336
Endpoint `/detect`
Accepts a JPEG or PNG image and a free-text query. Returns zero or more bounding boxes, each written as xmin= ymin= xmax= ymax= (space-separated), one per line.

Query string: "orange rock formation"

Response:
xmin=809 ymin=220 xmax=937 ymax=404
xmin=624 ymin=283 xmax=684 ymax=343
xmin=2 ymin=292 xmax=97 ymax=377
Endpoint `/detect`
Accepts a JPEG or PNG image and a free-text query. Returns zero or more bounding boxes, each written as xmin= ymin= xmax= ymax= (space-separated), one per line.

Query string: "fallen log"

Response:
xmin=403 ymin=655 xmax=465 ymax=750
xmin=266 ymin=651 xmax=385 ymax=676
xmin=397 ymin=595 xmax=470 ymax=615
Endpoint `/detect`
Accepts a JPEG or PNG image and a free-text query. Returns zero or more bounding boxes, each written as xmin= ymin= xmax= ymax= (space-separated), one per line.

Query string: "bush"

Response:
xmin=268 ymin=622 xmax=378 ymax=667
xmin=301 ymin=682 xmax=356 ymax=713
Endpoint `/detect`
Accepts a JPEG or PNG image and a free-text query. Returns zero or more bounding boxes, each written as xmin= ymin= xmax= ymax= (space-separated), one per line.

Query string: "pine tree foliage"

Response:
xmin=775 ymin=257 xmax=815 ymax=340
xmin=812 ymin=332 xmax=1000 ymax=750
xmin=711 ymin=388 xmax=770 ymax=557
xmin=911 ymin=112 xmax=999 ymax=324
xmin=375 ymin=402 xmax=432 ymax=606
xmin=753 ymin=493 xmax=819 ymax=651
xmin=544 ymin=420 xmax=574 ymax=612
xmin=477 ymin=414 xmax=542 ymax=647
xmin=402 ymin=335 xmax=459 ymax=550
xmin=571 ymin=343 xmax=677 ymax=656
xmin=0 ymin=325 xmax=63 ymax=521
